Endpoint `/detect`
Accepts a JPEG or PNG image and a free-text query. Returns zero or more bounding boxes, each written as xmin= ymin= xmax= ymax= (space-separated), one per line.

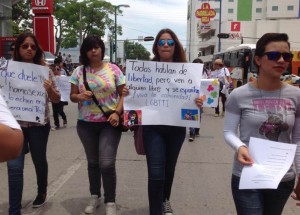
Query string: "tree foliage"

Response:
xmin=12 ymin=0 xmax=32 ymax=36
xmin=124 ymin=40 xmax=151 ymax=61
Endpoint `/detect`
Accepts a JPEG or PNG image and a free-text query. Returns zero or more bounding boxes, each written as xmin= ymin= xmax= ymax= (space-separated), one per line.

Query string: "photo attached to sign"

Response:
xmin=124 ymin=110 xmax=142 ymax=126
xmin=200 ymin=79 xmax=219 ymax=107
xmin=124 ymin=60 xmax=203 ymax=127
xmin=181 ymin=109 xmax=199 ymax=121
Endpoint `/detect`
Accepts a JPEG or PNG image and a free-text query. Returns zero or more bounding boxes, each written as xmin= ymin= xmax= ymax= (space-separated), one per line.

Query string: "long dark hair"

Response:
xmin=152 ymin=28 xmax=187 ymax=63
xmin=13 ymin=32 xmax=45 ymax=65
xmin=80 ymin=35 xmax=105 ymax=66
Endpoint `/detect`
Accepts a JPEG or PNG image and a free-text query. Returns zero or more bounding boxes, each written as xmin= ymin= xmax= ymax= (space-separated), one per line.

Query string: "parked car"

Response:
xmin=44 ymin=51 xmax=55 ymax=65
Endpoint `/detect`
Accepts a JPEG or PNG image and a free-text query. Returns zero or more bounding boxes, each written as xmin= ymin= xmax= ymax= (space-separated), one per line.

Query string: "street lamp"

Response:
xmin=114 ymin=4 xmax=130 ymax=63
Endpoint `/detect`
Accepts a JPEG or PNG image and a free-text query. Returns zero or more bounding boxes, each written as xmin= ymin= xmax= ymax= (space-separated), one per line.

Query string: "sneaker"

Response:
xmin=221 ymin=111 xmax=225 ymax=116
xmin=195 ymin=132 xmax=200 ymax=137
xmin=51 ymin=126 xmax=59 ymax=131
xmin=105 ymin=202 xmax=117 ymax=215
xmin=84 ymin=195 xmax=100 ymax=214
xmin=32 ymin=193 xmax=47 ymax=208
xmin=63 ymin=120 xmax=67 ymax=127
xmin=188 ymin=135 xmax=195 ymax=142
xmin=214 ymin=113 xmax=219 ymax=117
xmin=163 ymin=200 xmax=173 ymax=215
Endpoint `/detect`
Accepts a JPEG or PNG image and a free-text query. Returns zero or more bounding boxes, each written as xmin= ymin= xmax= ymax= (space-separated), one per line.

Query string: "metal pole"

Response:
xmin=110 ymin=35 xmax=113 ymax=62
xmin=218 ymin=0 xmax=222 ymax=52
xmin=114 ymin=6 xmax=117 ymax=63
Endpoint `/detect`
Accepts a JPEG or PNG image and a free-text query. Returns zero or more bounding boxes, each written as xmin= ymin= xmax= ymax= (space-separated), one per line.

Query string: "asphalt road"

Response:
xmin=0 ymin=103 xmax=299 ymax=215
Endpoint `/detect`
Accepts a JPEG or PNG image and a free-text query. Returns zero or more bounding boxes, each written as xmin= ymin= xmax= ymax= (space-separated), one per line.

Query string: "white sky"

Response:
xmin=106 ymin=0 xmax=188 ymax=52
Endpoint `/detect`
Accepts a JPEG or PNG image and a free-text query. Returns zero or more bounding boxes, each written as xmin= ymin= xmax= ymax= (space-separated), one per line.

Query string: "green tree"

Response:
xmin=124 ymin=40 xmax=151 ymax=61
xmin=12 ymin=0 xmax=32 ymax=36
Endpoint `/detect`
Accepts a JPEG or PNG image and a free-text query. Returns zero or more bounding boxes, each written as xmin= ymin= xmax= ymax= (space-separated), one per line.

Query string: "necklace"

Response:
xmin=256 ymin=78 xmax=282 ymax=103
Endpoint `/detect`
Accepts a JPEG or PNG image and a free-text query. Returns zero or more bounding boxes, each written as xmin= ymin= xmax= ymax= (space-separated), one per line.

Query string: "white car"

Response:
xmin=44 ymin=51 xmax=55 ymax=65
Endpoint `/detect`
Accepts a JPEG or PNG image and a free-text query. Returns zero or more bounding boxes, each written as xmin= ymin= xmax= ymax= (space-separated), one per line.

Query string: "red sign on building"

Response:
xmin=32 ymin=0 xmax=53 ymax=14
xmin=231 ymin=22 xmax=241 ymax=32
xmin=195 ymin=3 xmax=216 ymax=25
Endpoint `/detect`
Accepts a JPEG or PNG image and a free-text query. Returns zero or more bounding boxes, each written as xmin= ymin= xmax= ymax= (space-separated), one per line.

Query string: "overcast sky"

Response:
xmin=106 ymin=0 xmax=188 ymax=52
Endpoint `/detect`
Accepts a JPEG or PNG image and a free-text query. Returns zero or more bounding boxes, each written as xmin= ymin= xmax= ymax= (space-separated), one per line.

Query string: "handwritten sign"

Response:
xmin=200 ymin=79 xmax=219 ymax=107
xmin=124 ymin=60 xmax=203 ymax=127
xmin=55 ymin=75 xmax=70 ymax=101
xmin=0 ymin=60 xmax=49 ymax=123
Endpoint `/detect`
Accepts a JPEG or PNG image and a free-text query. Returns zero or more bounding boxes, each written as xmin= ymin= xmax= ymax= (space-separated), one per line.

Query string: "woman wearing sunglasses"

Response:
xmin=123 ymin=28 xmax=203 ymax=215
xmin=224 ymin=33 xmax=300 ymax=214
xmin=7 ymin=32 xmax=60 ymax=215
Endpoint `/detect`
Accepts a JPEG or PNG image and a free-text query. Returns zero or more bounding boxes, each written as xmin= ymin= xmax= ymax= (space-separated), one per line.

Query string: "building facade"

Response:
xmin=186 ymin=0 xmax=300 ymax=65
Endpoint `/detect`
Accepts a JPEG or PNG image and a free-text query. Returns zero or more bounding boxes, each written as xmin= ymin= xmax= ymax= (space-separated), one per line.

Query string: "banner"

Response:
xmin=124 ymin=60 xmax=203 ymax=127
xmin=55 ymin=75 xmax=70 ymax=102
xmin=0 ymin=60 xmax=49 ymax=123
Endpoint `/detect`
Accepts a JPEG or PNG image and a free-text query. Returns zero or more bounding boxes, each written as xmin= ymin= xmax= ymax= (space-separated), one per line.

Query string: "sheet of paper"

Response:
xmin=124 ymin=60 xmax=202 ymax=127
xmin=239 ymin=137 xmax=296 ymax=189
xmin=200 ymin=79 xmax=219 ymax=107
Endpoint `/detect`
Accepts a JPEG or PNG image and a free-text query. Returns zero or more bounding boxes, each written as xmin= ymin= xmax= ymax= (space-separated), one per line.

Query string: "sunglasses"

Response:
xmin=263 ymin=51 xmax=293 ymax=62
xmin=21 ymin=44 xmax=37 ymax=51
xmin=10 ymin=47 xmax=15 ymax=51
xmin=157 ymin=39 xmax=175 ymax=47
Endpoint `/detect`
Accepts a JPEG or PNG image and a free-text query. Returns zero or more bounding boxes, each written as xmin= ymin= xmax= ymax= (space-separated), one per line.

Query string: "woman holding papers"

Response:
xmin=7 ymin=32 xmax=60 ymax=214
xmin=123 ymin=28 xmax=203 ymax=215
xmin=224 ymin=33 xmax=300 ymax=214
xmin=70 ymin=35 xmax=125 ymax=215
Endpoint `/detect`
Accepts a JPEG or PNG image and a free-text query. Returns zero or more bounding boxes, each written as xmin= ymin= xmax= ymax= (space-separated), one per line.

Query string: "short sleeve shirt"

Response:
xmin=70 ymin=63 xmax=125 ymax=122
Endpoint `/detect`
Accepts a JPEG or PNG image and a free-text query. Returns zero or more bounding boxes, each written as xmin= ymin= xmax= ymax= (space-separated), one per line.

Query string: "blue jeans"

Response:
xmin=77 ymin=121 xmax=121 ymax=203
xmin=143 ymin=125 xmax=186 ymax=215
xmin=231 ymin=174 xmax=295 ymax=215
xmin=7 ymin=123 xmax=50 ymax=215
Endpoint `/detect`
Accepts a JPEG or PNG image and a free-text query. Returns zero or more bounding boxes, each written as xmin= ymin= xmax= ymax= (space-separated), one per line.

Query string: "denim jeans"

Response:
xmin=7 ymin=123 xmax=50 ymax=215
xmin=77 ymin=120 xmax=121 ymax=203
xmin=231 ymin=174 xmax=295 ymax=215
xmin=143 ymin=125 xmax=186 ymax=215
xmin=52 ymin=102 xmax=67 ymax=127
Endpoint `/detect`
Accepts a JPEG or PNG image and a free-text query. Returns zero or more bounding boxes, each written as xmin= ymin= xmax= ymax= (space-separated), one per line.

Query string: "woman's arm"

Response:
xmin=0 ymin=124 xmax=23 ymax=162
xmin=292 ymin=116 xmax=300 ymax=205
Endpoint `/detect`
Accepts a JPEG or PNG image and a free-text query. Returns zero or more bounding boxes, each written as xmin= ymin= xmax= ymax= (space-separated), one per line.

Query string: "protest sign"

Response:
xmin=0 ymin=60 xmax=49 ymax=123
xmin=200 ymin=79 xmax=219 ymax=107
xmin=55 ymin=75 xmax=70 ymax=102
xmin=124 ymin=60 xmax=203 ymax=127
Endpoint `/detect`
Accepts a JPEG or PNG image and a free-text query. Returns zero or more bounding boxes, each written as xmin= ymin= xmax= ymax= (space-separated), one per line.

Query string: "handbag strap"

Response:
xmin=82 ymin=66 xmax=109 ymax=118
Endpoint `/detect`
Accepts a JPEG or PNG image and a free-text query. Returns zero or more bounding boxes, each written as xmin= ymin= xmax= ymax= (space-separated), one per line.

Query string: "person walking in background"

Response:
xmin=224 ymin=33 xmax=300 ymax=214
xmin=210 ymin=59 xmax=232 ymax=117
xmin=51 ymin=60 xmax=68 ymax=131
xmin=7 ymin=32 xmax=61 ymax=215
xmin=54 ymin=57 xmax=68 ymax=76
xmin=188 ymin=58 xmax=209 ymax=142
xmin=70 ymin=35 xmax=125 ymax=215
xmin=9 ymin=42 xmax=15 ymax=60
xmin=123 ymin=28 xmax=203 ymax=215
xmin=65 ymin=53 xmax=73 ymax=73
xmin=0 ymin=90 xmax=23 ymax=162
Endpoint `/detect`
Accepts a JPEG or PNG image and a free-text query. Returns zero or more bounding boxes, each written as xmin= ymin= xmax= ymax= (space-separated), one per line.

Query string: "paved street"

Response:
xmin=0 ymin=103 xmax=299 ymax=215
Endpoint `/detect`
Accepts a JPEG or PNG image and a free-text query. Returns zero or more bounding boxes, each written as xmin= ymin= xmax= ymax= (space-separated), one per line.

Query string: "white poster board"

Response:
xmin=200 ymin=79 xmax=219 ymax=107
xmin=0 ymin=60 xmax=49 ymax=123
xmin=55 ymin=75 xmax=70 ymax=102
xmin=124 ymin=60 xmax=203 ymax=127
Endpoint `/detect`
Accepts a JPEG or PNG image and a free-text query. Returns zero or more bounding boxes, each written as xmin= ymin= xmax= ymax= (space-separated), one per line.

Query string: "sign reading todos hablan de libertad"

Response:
xmin=195 ymin=3 xmax=216 ymax=24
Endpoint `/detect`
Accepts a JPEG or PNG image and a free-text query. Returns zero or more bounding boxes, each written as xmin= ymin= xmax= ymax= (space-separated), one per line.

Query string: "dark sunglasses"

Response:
xmin=21 ymin=44 xmax=37 ymax=51
xmin=10 ymin=47 xmax=15 ymax=51
xmin=157 ymin=39 xmax=175 ymax=47
xmin=263 ymin=51 xmax=293 ymax=62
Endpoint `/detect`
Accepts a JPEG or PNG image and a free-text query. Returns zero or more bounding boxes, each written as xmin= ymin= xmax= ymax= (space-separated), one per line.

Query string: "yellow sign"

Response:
xmin=195 ymin=3 xmax=216 ymax=24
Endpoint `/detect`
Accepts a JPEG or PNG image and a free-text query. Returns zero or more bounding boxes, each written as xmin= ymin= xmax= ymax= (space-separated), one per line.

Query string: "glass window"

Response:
xmin=287 ymin=5 xmax=294 ymax=11
xmin=215 ymin=8 xmax=220 ymax=13
xmin=228 ymin=8 xmax=234 ymax=13
xmin=256 ymin=8 xmax=262 ymax=13
xmin=256 ymin=0 xmax=262 ymax=2
xmin=272 ymin=6 xmax=278 ymax=11
xmin=229 ymin=0 xmax=234 ymax=2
